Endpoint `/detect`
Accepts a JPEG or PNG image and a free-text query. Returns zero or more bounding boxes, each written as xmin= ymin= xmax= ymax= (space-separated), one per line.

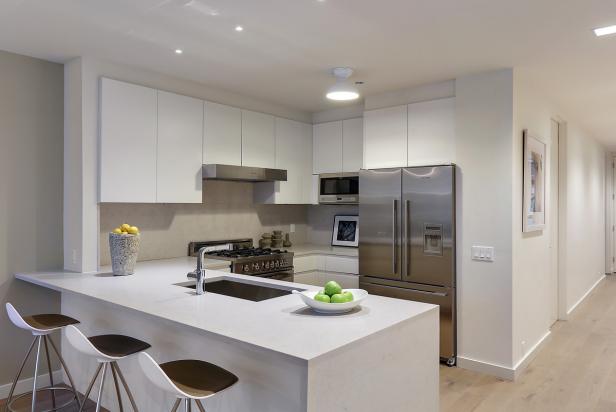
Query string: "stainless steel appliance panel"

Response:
xmin=359 ymin=169 xmax=402 ymax=280
xmin=359 ymin=277 xmax=455 ymax=361
xmin=318 ymin=173 xmax=359 ymax=204
xmin=402 ymin=166 xmax=455 ymax=287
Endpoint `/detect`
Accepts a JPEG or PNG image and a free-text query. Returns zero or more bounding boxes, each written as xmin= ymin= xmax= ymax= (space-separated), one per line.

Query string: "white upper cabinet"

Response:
xmin=254 ymin=118 xmax=313 ymax=204
xmin=241 ymin=110 xmax=275 ymax=168
xmin=203 ymin=102 xmax=241 ymax=166
xmin=363 ymin=105 xmax=408 ymax=169
xmin=313 ymin=121 xmax=343 ymax=174
xmin=100 ymin=78 xmax=157 ymax=203
xmin=342 ymin=118 xmax=363 ymax=172
xmin=156 ymin=91 xmax=203 ymax=203
xmin=407 ymin=97 xmax=455 ymax=166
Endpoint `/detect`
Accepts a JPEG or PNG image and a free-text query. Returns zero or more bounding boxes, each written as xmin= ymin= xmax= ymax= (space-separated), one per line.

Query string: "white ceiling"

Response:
xmin=1 ymin=0 xmax=616 ymax=147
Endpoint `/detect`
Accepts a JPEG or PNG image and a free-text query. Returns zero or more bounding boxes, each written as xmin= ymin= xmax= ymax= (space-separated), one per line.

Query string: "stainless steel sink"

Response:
xmin=177 ymin=277 xmax=305 ymax=302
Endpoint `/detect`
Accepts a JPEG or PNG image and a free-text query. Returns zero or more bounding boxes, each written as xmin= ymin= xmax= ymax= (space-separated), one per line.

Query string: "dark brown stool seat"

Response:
xmin=160 ymin=359 xmax=239 ymax=398
xmin=22 ymin=313 xmax=80 ymax=331
xmin=139 ymin=353 xmax=239 ymax=412
xmin=88 ymin=334 xmax=151 ymax=358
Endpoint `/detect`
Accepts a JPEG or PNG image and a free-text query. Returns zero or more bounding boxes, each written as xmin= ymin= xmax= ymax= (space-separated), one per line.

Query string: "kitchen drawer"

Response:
xmin=294 ymin=272 xmax=319 ymax=286
xmin=293 ymin=255 xmax=325 ymax=273
xmin=315 ymin=272 xmax=359 ymax=289
xmin=324 ymin=256 xmax=358 ymax=274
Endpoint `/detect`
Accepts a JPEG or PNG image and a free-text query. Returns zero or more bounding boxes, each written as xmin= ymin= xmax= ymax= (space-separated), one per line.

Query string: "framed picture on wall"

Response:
xmin=332 ymin=215 xmax=359 ymax=247
xmin=523 ymin=130 xmax=546 ymax=232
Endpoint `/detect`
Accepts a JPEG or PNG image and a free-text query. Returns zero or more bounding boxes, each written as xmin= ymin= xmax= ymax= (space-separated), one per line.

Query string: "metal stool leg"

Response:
xmin=43 ymin=336 xmax=57 ymax=410
xmin=31 ymin=337 xmax=43 ymax=412
xmin=78 ymin=364 xmax=103 ymax=412
xmin=95 ymin=364 xmax=108 ymax=412
xmin=195 ymin=399 xmax=206 ymax=412
xmin=110 ymin=363 xmax=125 ymax=412
xmin=47 ymin=335 xmax=82 ymax=409
xmin=170 ymin=399 xmax=181 ymax=412
xmin=4 ymin=337 xmax=37 ymax=412
xmin=112 ymin=362 xmax=139 ymax=412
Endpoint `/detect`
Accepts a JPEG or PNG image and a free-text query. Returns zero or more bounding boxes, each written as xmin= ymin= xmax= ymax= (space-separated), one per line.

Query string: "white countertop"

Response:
xmin=287 ymin=243 xmax=358 ymax=257
xmin=16 ymin=257 xmax=435 ymax=361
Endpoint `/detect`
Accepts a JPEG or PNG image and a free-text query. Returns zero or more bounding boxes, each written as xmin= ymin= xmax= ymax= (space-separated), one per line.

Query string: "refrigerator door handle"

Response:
xmin=404 ymin=199 xmax=411 ymax=279
xmin=392 ymin=199 xmax=398 ymax=275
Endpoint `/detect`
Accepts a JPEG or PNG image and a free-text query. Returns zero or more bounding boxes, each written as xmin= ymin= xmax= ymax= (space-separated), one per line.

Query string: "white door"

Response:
xmin=203 ymin=102 xmax=242 ymax=166
xmin=100 ymin=78 xmax=157 ymax=202
xmin=313 ymin=121 xmax=343 ymax=174
xmin=407 ymin=98 xmax=455 ymax=166
xmin=549 ymin=119 xmax=560 ymax=325
xmin=363 ymin=105 xmax=407 ymax=169
xmin=241 ymin=110 xmax=275 ymax=168
xmin=342 ymin=118 xmax=363 ymax=172
xmin=156 ymin=91 xmax=203 ymax=203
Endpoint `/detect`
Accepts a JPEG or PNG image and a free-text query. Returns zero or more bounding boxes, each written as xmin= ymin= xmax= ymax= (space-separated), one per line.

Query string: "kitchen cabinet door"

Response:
xmin=203 ymin=102 xmax=242 ymax=166
xmin=100 ymin=78 xmax=157 ymax=202
xmin=241 ymin=110 xmax=275 ymax=168
xmin=407 ymin=97 xmax=455 ymax=166
xmin=342 ymin=118 xmax=363 ymax=172
xmin=313 ymin=121 xmax=343 ymax=174
xmin=156 ymin=91 xmax=204 ymax=203
xmin=254 ymin=118 xmax=312 ymax=204
xmin=363 ymin=105 xmax=408 ymax=169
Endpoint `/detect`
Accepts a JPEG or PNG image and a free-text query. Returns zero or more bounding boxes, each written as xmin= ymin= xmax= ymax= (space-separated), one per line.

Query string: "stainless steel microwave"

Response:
xmin=318 ymin=173 xmax=359 ymax=204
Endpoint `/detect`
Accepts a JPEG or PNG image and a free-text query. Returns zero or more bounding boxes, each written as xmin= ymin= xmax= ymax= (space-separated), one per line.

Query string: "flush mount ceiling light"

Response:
xmin=594 ymin=25 xmax=616 ymax=36
xmin=175 ymin=49 xmax=183 ymax=54
xmin=326 ymin=67 xmax=360 ymax=101
xmin=235 ymin=25 xmax=244 ymax=32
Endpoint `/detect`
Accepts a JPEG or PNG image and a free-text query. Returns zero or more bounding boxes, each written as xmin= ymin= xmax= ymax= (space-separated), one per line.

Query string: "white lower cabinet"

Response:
xmin=293 ymin=254 xmax=359 ymax=289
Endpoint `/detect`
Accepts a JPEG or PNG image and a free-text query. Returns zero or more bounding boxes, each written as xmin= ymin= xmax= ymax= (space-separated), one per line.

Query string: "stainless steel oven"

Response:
xmin=318 ymin=173 xmax=359 ymax=204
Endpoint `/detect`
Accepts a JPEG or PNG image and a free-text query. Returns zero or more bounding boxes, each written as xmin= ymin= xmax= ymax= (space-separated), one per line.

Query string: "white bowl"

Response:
xmin=292 ymin=289 xmax=368 ymax=314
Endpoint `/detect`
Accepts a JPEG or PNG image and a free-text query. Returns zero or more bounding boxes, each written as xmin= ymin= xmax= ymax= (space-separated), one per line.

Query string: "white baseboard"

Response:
xmin=456 ymin=356 xmax=515 ymax=380
xmin=0 ymin=369 xmax=63 ymax=400
xmin=457 ymin=330 xmax=552 ymax=381
xmin=567 ymin=274 xmax=605 ymax=315
xmin=512 ymin=330 xmax=551 ymax=380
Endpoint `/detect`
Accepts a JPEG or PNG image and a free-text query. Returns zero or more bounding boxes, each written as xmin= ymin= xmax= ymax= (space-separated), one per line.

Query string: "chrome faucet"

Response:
xmin=187 ymin=247 xmax=208 ymax=295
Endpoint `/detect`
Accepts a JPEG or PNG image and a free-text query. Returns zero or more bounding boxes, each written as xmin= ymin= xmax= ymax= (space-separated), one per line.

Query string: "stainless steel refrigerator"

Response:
xmin=359 ymin=165 xmax=456 ymax=366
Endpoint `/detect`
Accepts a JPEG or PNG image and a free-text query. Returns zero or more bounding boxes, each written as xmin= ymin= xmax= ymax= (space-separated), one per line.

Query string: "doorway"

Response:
xmin=549 ymin=119 xmax=560 ymax=326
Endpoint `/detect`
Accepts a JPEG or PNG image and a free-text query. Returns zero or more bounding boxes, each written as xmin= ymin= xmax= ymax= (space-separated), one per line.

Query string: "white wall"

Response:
xmin=64 ymin=56 xmax=312 ymax=272
xmin=0 ymin=50 xmax=64 ymax=386
xmin=562 ymin=124 xmax=606 ymax=312
xmin=455 ymin=69 xmax=515 ymax=372
xmin=511 ymin=69 xmax=607 ymax=371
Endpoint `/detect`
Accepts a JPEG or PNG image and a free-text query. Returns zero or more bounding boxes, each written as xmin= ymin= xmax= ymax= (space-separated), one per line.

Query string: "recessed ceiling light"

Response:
xmin=326 ymin=67 xmax=360 ymax=101
xmin=175 ymin=49 xmax=183 ymax=54
xmin=235 ymin=25 xmax=244 ymax=32
xmin=594 ymin=25 xmax=616 ymax=37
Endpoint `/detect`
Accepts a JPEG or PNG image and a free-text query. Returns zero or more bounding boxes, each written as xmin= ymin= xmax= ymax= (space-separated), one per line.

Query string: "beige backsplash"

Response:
xmin=99 ymin=180 xmax=309 ymax=265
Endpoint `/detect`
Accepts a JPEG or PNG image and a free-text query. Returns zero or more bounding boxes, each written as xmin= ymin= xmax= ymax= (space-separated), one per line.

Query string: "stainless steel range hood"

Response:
xmin=202 ymin=164 xmax=287 ymax=182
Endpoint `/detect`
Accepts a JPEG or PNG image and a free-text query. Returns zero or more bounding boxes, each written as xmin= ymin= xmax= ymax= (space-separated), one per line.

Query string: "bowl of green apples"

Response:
xmin=293 ymin=281 xmax=368 ymax=314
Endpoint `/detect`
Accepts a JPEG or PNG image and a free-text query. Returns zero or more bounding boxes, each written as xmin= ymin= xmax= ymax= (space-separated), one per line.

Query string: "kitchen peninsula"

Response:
xmin=17 ymin=257 xmax=439 ymax=412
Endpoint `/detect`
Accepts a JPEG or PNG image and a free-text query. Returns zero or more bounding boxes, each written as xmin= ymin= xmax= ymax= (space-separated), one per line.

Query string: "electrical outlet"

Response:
xmin=471 ymin=246 xmax=495 ymax=262
xmin=71 ymin=249 xmax=77 ymax=265
xmin=289 ymin=224 xmax=295 ymax=233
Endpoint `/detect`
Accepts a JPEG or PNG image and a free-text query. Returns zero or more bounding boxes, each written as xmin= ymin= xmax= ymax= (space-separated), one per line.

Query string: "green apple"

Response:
xmin=342 ymin=291 xmax=354 ymax=302
xmin=324 ymin=281 xmax=342 ymax=297
xmin=330 ymin=293 xmax=348 ymax=303
xmin=314 ymin=293 xmax=331 ymax=303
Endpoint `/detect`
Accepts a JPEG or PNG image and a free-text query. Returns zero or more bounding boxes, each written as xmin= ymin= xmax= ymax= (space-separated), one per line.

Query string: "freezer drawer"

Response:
xmin=360 ymin=277 xmax=456 ymax=363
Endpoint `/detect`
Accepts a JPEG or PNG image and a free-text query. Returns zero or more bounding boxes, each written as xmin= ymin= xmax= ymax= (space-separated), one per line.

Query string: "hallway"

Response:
xmin=441 ymin=275 xmax=616 ymax=411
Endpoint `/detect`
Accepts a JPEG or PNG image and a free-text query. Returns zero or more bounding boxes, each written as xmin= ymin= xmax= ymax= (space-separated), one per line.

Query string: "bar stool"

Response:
xmin=4 ymin=303 xmax=81 ymax=412
xmin=64 ymin=325 xmax=151 ymax=412
xmin=138 ymin=352 xmax=238 ymax=412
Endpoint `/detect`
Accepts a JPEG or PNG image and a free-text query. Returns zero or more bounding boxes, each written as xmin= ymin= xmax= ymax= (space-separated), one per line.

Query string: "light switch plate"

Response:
xmin=472 ymin=246 xmax=495 ymax=262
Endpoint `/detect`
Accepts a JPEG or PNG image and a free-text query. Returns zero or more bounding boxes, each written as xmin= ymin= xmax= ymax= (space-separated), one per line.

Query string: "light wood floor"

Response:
xmin=441 ymin=275 xmax=616 ymax=412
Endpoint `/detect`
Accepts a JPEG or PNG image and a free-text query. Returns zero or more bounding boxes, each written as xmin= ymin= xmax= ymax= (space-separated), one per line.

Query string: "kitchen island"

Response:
xmin=17 ymin=257 xmax=439 ymax=412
